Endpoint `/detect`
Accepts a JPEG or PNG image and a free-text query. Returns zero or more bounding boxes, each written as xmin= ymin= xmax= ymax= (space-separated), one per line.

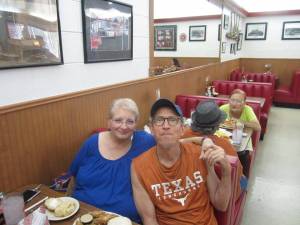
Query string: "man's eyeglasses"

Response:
xmin=229 ymin=98 xmax=244 ymax=104
xmin=112 ymin=118 xmax=136 ymax=127
xmin=152 ymin=116 xmax=182 ymax=126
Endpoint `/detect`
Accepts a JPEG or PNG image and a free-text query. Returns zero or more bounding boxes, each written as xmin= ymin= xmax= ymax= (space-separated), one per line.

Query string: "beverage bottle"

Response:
xmin=0 ymin=192 xmax=6 ymax=225
xmin=232 ymin=121 xmax=244 ymax=145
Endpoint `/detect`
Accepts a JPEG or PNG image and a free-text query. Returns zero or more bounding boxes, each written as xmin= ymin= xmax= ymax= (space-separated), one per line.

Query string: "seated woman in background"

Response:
xmin=182 ymin=100 xmax=246 ymax=198
xmin=220 ymin=89 xmax=261 ymax=176
xmin=67 ymin=98 xmax=156 ymax=223
xmin=220 ymin=89 xmax=261 ymax=133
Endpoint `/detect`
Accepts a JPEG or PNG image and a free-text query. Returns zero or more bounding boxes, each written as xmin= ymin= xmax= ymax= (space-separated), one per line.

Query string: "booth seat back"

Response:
xmin=214 ymin=155 xmax=240 ymax=225
xmin=175 ymin=95 xmax=261 ymax=151
xmin=291 ymin=71 xmax=300 ymax=99
xmin=230 ymin=70 xmax=276 ymax=93
xmin=274 ymin=71 xmax=300 ymax=104
xmin=212 ymin=80 xmax=272 ymax=115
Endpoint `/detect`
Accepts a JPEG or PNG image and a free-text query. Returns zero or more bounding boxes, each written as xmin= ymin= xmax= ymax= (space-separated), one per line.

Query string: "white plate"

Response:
xmin=46 ymin=197 xmax=80 ymax=221
xmin=72 ymin=211 xmax=126 ymax=225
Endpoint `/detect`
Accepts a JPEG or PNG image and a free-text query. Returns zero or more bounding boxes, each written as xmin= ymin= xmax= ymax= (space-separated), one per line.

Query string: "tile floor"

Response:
xmin=240 ymin=106 xmax=300 ymax=225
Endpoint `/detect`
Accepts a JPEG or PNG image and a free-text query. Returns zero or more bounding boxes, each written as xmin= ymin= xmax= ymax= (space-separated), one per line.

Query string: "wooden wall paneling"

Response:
xmin=0 ymin=59 xmax=239 ymax=192
xmin=240 ymin=58 xmax=300 ymax=86
xmin=153 ymin=57 xmax=219 ymax=68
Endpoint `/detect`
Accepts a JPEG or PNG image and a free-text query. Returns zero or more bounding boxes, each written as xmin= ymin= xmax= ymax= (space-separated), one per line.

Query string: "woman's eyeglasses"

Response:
xmin=112 ymin=118 xmax=136 ymax=127
xmin=229 ymin=98 xmax=244 ymax=104
xmin=152 ymin=116 xmax=181 ymax=126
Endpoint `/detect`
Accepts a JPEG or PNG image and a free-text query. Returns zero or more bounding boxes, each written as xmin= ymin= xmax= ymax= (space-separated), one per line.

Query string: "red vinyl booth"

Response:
xmin=212 ymin=80 xmax=272 ymax=139
xmin=274 ymin=71 xmax=300 ymax=105
xmin=230 ymin=69 xmax=276 ymax=94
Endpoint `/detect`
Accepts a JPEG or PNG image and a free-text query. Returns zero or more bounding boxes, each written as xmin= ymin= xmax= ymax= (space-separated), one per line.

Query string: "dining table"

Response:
xmin=17 ymin=184 xmax=139 ymax=225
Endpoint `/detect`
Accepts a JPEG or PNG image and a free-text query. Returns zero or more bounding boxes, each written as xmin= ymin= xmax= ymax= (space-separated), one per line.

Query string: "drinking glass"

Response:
xmin=2 ymin=193 xmax=25 ymax=225
xmin=232 ymin=121 xmax=244 ymax=145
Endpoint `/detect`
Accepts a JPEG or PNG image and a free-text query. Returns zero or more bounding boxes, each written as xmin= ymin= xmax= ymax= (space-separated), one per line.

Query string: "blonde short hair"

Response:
xmin=230 ymin=89 xmax=247 ymax=101
xmin=109 ymin=98 xmax=139 ymax=120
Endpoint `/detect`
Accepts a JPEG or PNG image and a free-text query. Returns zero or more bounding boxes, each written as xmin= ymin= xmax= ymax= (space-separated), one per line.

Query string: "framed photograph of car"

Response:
xmin=245 ymin=23 xmax=267 ymax=40
xmin=189 ymin=25 xmax=206 ymax=41
xmin=0 ymin=0 xmax=63 ymax=70
xmin=81 ymin=0 xmax=133 ymax=63
xmin=154 ymin=25 xmax=177 ymax=51
xmin=282 ymin=21 xmax=300 ymax=40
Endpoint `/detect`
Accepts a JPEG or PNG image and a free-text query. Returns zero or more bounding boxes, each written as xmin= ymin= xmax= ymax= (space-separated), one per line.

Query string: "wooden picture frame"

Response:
xmin=81 ymin=0 xmax=133 ymax=63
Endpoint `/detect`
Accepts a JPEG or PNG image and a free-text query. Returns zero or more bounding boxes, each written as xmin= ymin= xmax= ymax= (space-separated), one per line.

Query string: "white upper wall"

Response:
xmin=0 ymin=0 xmax=149 ymax=107
xmin=242 ymin=15 xmax=300 ymax=58
xmin=154 ymin=19 xmax=221 ymax=57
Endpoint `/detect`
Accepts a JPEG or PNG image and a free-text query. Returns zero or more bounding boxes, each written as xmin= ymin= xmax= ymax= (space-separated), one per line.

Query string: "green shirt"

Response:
xmin=220 ymin=104 xmax=258 ymax=122
xmin=220 ymin=104 xmax=258 ymax=151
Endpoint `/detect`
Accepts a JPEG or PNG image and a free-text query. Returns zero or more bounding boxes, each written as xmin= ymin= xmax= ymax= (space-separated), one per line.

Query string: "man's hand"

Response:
xmin=200 ymin=141 xmax=231 ymax=175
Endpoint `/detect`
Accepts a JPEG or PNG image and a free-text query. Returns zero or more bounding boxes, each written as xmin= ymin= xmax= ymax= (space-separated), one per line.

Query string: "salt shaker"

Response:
xmin=232 ymin=121 xmax=244 ymax=145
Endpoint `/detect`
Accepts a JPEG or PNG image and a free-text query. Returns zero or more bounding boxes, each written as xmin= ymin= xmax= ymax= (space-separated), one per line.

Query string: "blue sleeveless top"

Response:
xmin=69 ymin=130 xmax=155 ymax=223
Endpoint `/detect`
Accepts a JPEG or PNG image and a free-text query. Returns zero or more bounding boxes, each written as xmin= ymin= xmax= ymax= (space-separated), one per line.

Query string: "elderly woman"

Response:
xmin=67 ymin=98 xmax=156 ymax=223
xmin=220 ymin=89 xmax=261 ymax=132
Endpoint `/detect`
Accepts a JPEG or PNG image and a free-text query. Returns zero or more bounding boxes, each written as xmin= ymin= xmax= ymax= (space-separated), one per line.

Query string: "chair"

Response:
xmin=274 ymin=71 xmax=300 ymax=105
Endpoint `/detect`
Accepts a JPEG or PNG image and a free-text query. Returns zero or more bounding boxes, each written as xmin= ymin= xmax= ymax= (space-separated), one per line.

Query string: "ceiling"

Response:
xmin=231 ymin=0 xmax=300 ymax=12
xmin=154 ymin=0 xmax=300 ymax=19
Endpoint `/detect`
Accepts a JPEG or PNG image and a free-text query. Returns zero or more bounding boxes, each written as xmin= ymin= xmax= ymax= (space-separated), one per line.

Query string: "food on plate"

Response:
xmin=45 ymin=198 xmax=63 ymax=211
xmin=80 ymin=214 xmax=93 ymax=224
xmin=45 ymin=197 xmax=76 ymax=217
xmin=107 ymin=216 xmax=132 ymax=225
xmin=215 ymin=129 xmax=231 ymax=138
xmin=220 ymin=119 xmax=236 ymax=129
xmin=54 ymin=200 xmax=76 ymax=217
xmin=75 ymin=211 xmax=129 ymax=225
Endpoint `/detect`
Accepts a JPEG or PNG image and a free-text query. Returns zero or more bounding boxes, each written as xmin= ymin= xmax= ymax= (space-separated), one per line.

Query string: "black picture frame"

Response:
xmin=189 ymin=25 xmax=206 ymax=41
xmin=81 ymin=0 xmax=133 ymax=63
xmin=282 ymin=21 xmax=300 ymax=40
xmin=237 ymin=33 xmax=243 ymax=50
xmin=154 ymin=25 xmax=177 ymax=51
xmin=245 ymin=22 xmax=267 ymax=40
xmin=223 ymin=15 xmax=229 ymax=30
xmin=218 ymin=24 xmax=221 ymax=41
xmin=0 ymin=0 xmax=63 ymax=70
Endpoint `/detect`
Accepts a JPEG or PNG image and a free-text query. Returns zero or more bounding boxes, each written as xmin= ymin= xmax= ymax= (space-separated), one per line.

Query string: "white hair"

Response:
xmin=109 ymin=98 xmax=139 ymax=120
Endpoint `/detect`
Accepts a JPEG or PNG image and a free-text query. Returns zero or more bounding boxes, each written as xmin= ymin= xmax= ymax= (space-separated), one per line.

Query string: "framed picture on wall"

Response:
xmin=237 ymin=33 xmax=243 ymax=50
xmin=282 ymin=21 xmax=300 ymax=40
xmin=245 ymin=22 xmax=267 ymax=40
xmin=154 ymin=25 xmax=177 ymax=51
xmin=221 ymin=42 xmax=226 ymax=53
xmin=0 ymin=0 xmax=63 ymax=70
xmin=218 ymin=24 xmax=221 ymax=41
xmin=81 ymin=0 xmax=133 ymax=63
xmin=223 ymin=15 xmax=229 ymax=30
xmin=189 ymin=25 xmax=206 ymax=41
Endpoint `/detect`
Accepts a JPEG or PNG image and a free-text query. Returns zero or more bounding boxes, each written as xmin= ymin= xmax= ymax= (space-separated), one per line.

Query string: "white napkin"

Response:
xmin=18 ymin=207 xmax=49 ymax=225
